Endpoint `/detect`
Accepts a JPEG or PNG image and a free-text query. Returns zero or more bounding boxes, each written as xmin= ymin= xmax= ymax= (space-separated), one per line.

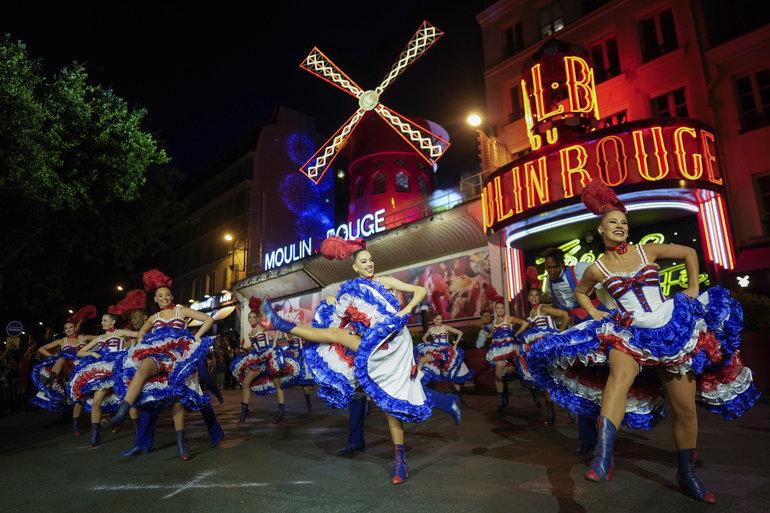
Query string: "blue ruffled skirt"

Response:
xmin=415 ymin=341 xmax=474 ymax=384
xmin=229 ymin=346 xmax=300 ymax=396
xmin=526 ymin=286 xmax=759 ymax=429
xmin=68 ymin=351 xmax=124 ymax=413
xmin=113 ymin=326 xmax=211 ymax=411
xmin=29 ymin=350 xmax=78 ymax=412
xmin=303 ymin=278 xmax=432 ymax=422
xmin=284 ymin=346 xmax=315 ymax=387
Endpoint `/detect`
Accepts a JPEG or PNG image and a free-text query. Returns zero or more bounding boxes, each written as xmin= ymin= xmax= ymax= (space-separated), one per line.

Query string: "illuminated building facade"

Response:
xmin=477 ymin=0 xmax=770 ymax=295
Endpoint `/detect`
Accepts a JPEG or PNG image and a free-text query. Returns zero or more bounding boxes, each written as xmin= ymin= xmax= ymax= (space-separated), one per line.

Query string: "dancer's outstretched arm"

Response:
xmin=378 ymin=276 xmax=427 ymax=317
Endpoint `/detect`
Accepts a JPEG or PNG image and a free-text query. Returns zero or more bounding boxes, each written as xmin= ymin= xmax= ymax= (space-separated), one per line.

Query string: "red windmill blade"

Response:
xmin=298 ymin=20 xmax=450 ymax=184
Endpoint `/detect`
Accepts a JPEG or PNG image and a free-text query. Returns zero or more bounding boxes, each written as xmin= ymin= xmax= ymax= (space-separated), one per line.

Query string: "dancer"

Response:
xmin=415 ymin=313 xmax=473 ymax=401
xmin=527 ymin=180 xmax=759 ymax=503
xmin=284 ymin=332 xmax=316 ymax=412
xmin=541 ymin=247 xmax=607 ymax=454
xmin=231 ymin=297 xmax=300 ymax=424
xmin=484 ymin=300 xmax=529 ymax=413
xmin=71 ymin=312 xmax=138 ymax=446
xmin=109 ymin=269 xmax=220 ymax=461
xmin=518 ymin=277 xmax=569 ymax=426
xmin=262 ymin=236 xmax=461 ymax=485
xmin=31 ymin=306 xmax=96 ymax=432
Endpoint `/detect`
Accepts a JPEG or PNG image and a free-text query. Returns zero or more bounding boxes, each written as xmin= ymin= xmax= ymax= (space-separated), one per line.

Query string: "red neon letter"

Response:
xmin=559 ymin=144 xmax=591 ymax=198
xmin=494 ymin=175 xmax=513 ymax=222
xmin=481 ymin=183 xmax=494 ymax=228
xmin=596 ymin=135 xmax=628 ymax=186
xmin=524 ymin=156 xmax=550 ymax=208
xmin=632 ymin=127 xmax=670 ymax=181
xmin=510 ymin=166 xmax=524 ymax=214
xmin=530 ymin=63 xmax=564 ymax=121
xmin=673 ymin=127 xmax=703 ymax=180
xmin=700 ymin=130 xmax=722 ymax=185
xmin=564 ymin=56 xmax=597 ymax=114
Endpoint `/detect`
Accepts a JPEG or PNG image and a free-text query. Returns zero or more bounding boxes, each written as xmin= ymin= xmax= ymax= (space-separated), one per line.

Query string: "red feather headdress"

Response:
xmin=69 ymin=305 xmax=97 ymax=325
xmin=249 ymin=296 xmax=262 ymax=313
xmin=582 ymin=179 xmax=626 ymax=216
xmin=143 ymin=269 xmax=173 ymax=292
xmin=483 ymin=284 xmax=505 ymax=304
xmin=319 ymin=236 xmax=366 ymax=260
xmin=525 ymin=266 xmax=542 ymax=290
xmin=108 ymin=289 xmax=147 ymax=316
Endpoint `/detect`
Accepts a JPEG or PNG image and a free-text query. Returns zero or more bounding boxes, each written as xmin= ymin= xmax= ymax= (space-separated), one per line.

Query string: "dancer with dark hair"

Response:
xmin=415 ymin=313 xmax=473 ymax=402
xmin=31 ymin=306 xmax=96 ymax=432
xmin=71 ymin=311 xmax=138 ymax=446
xmin=261 ymin=236 xmax=461 ymax=485
xmin=109 ymin=269 xmax=222 ymax=461
xmin=484 ymin=297 xmax=529 ymax=414
xmin=527 ymin=180 xmax=759 ymax=503
xmin=232 ymin=297 xmax=300 ymax=424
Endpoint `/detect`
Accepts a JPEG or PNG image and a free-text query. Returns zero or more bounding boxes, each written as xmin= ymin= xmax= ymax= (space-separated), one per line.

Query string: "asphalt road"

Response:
xmin=1 ymin=387 xmax=768 ymax=513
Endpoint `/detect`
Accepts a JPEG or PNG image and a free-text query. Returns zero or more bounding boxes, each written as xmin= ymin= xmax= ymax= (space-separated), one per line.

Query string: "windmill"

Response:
xmin=298 ymin=21 xmax=451 ymax=184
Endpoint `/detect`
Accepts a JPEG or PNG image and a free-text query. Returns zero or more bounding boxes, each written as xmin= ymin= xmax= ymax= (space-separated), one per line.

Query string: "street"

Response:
xmin=1 ymin=387 xmax=768 ymax=513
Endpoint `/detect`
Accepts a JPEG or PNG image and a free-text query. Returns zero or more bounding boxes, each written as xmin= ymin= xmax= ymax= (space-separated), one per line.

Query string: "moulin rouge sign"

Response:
xmin=482 ymin=49 xmax=723 ymax=235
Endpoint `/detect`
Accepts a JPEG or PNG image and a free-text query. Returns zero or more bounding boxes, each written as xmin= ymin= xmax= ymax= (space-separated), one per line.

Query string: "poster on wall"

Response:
xmin=385 ymin=249 xmax=494 ymax=322
xmin=271 ymin=292 xmax=323 ymax=327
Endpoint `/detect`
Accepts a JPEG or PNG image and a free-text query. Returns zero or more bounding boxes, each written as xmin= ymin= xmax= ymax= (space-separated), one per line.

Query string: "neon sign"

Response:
xmin=482 ymin=119 xmax=724 ymax=233
xmin=263 ymin=208 xmax=387 ymax=271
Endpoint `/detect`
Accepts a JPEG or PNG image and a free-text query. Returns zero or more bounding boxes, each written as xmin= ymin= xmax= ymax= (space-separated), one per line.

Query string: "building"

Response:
xmin=166 ymin=107 xmax=330 ymax=333
xmin=476 ymin=0 xmax=770 ymax=294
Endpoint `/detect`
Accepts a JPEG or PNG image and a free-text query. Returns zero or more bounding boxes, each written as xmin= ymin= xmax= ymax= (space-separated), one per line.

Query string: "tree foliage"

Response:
xmin=0 ymin=36 xmax=183 ymax=315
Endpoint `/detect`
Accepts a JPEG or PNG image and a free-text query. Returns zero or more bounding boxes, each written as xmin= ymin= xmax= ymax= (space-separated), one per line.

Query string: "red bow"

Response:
xmin=613 ymin=272 xmax=659 ymax=297
xmin=612 ymin=311 xmax=634 ymax=329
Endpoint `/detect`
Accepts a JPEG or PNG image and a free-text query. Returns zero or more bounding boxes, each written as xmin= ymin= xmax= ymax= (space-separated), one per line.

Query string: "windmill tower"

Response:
xmin=298 ymin=21 xmax=450 ymax=226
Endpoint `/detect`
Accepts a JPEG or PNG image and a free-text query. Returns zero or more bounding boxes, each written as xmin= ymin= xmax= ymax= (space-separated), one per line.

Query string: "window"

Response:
xmin=207 ymin=271 xmax=216 ymax=295
xmin=372 ymin=172 xmax=386 ymax=194
xmin=395 ymin=171 xmax=410 ymax=193
xmin=509 ymin=85 xmax=524 ymax=122
xmin=417 ymin=175 xmax=429 ymax=195
xmin=601 ymin=110 xmax=627 ymax=128
xmin=755 ymin=173 xmax=770 ymax=234
xmin=651 ymin=88 xmax=687 ymax=118
xmin=503 ymin=22 xmax=524 ymax=58
xmin=735 ymin=69 xmax=770 ymax=132
xmin=540 ymin=2 xmax=564 ymax=37
xmin=638 ymin=9 xmax=678 ymax=62
xmin=354 ymin=177 xmax=365 ymax=199
xmin=590 ymin=37 xmax=621 ymax=83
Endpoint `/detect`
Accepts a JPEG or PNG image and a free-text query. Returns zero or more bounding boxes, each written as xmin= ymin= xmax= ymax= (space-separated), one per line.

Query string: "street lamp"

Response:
xmin=68 ymin=309 xmax=74 ymax=314
xmin=222 ymin=232 xmax=247 ymax=287
xmin=466 ymin=113 xmax=482 ymax=127
xmin=116 ymin=284 xmax=124 ymax=292
xmin=224 ymin=233 xmax=234 ymax=242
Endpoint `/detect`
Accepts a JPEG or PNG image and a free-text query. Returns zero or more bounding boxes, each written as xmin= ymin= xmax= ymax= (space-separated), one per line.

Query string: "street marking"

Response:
xmin=91 ymin=471 xmax=313 ymax=499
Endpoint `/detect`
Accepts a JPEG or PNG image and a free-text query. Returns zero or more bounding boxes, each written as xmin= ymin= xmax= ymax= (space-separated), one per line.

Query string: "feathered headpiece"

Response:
xmin=525 ymin=266 xmax=542 ymax=290
xmin=483 ymin=283 xmax=505 ymax=304
xmin=143 ymin=269 xmax=173 ymax=292
xmin=319 ymin=236 xmax=366 ymax=260
xmin=249 ymin=296 xmax=262 ymax=313
xmin=582 ymin=179 xmax=626 ymax=216
xmin=69 ymin=305 xmax=97 ymax=325
xmin=108 ymin=289 xmax=147 ymax=316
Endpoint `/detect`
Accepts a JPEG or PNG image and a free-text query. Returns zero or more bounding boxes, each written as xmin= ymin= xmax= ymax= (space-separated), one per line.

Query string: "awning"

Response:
xmin=733 ymin=244 xmax=770 ymax=273
xmin=188 ymin=305 xmax=237 ymax=327
xmin=235 ymin=199 xmax=487 ymax=300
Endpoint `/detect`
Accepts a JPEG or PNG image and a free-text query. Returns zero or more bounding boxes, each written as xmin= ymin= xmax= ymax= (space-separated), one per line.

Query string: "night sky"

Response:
xmin=3 ymin=1 xmax=487 ymax=187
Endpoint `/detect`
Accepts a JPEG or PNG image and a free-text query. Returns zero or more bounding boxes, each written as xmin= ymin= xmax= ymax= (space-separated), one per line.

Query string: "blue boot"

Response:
xmin=237 ymin=402 xmax=249 ymax=424
xmin=176 ymin=430 xmax=189 ymax=461
xmin=88 ymin=423 xmax=100 ymax=447
xmin=200 ymin=404 xmax=224 ymax=448
xmin=576 ymin=413 xmax=598 ymax=456
xmin=106 ymin=400 xmax=132 ymax=428
xmin=197 ymin=360 xmax=224 ymax=405
xmin=391 ymin=444 xmax=408 ymax=485
xmin=426 ymin=389 xmax=461 ymax=426
xmin=260 ymin=297 xmax=297 ymax=333
xmin=584 ymin=416 xmax=617 ymax=482
xmin=272 ymin=403 xmax=286 ymax=423
xmin=676 ymin=449 xmax=716 ymax=504
xmin=338 ymin=395 xmax=366 ymax=456
xmin=121 ymin=409 xmax=153 ymax=457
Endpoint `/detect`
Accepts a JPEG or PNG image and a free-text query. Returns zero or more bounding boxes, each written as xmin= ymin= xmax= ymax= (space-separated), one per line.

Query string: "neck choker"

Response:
xmin=606 ymin=242 xmax=629 ymax=254
xmin=161 ymin=304 xmax=176 ymax=311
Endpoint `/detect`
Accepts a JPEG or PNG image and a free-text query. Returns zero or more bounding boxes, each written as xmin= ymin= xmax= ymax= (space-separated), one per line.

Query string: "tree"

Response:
xmin=0 ymin=36 xmax=183 ymax=317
